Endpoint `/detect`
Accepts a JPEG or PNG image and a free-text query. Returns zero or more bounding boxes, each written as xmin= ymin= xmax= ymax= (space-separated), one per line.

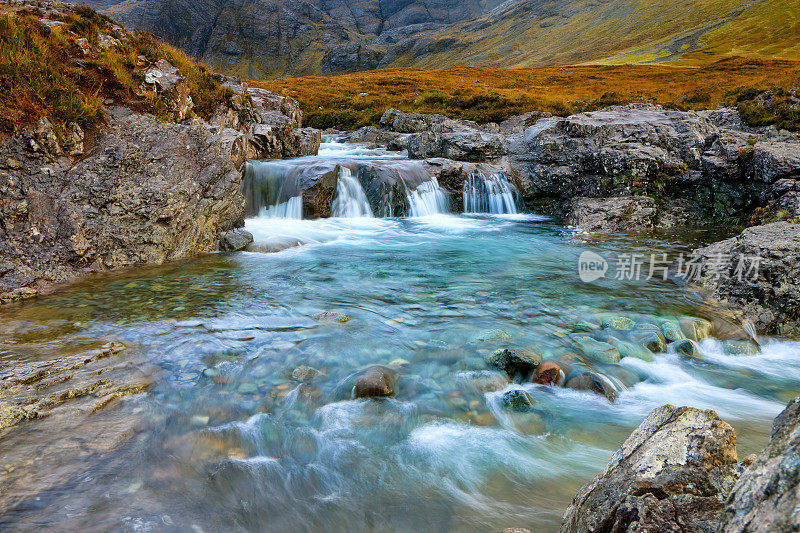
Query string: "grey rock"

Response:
xmin=722 ymin=397 xmax=800 ymax=533
xmin=566 ymin=196 xmax=658 ymax=232
xmin=501 ymin=389 xmax=535 ymax=412
xmin=561 ymin=405 xmax=739 ymax=532
xmin=142 ymin=59 xmax=194 ymax=121
xmin=0 ymin=107 xmax=246 ymax=302
xmin=693 ymin=222 xmax=800 ymax=337
xmin=218 ymin=228 xmax=253 ymax=251
xmin=485 ymin=348 xmax=542 ymax=380
xmin=353 ymin=365 xmax=397 ymax=398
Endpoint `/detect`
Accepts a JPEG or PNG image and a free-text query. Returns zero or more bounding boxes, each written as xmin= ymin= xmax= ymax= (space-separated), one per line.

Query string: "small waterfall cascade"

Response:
xmin=332 ymin=166 xmax=373 ymax=218
xmin=260 ymin=196 xmax=302 ymax=219
xmin=407 ymin=177 xmax=450 ymax=216
xmin=243 ymin=160 xmax=304 ymax=219
xmin=463 ymin=172 xmax=521 ymax=214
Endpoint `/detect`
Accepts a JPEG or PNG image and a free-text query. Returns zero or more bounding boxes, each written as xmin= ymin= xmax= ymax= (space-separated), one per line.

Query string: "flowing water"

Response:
xmin=1 ymin=144 xmax=799 ymax=532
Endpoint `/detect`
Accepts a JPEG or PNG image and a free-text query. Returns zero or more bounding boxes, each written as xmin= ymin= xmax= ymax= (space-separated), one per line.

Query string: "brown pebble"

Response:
xmin=533 ymin=361 xmax=564 ymax=386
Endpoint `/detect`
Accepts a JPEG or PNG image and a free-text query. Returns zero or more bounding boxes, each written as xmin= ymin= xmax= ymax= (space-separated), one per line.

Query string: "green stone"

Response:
xmin=601 ymin=316 xmax=635 ymax=330
xmin=672 ymin=339 xmax=701 ymax=358
xmin=501 ymin=389 xmax=535 ymax=412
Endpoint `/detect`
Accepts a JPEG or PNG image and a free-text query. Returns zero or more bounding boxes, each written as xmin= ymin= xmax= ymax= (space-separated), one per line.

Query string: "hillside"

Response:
xmin=255 ymin=58 xmax=800 ymax=130
xmin=71 ymin=0 xmax=800 ymax=77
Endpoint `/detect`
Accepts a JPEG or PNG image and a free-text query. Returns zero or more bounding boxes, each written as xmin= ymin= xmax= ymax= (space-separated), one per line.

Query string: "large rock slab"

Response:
xmin=693 ymin=222 xmax=800 ymax=337
xmin=566 ymin=196 xmax=658 ymax=232
xmin=722 ymin=397 xmax=800 ymax=532
xmin=507 ymin=104 xmax=800 ymax=225
xmin=561 ymin=405 xmax=739 ymax=533
xmin=0 ymin=107 xmax=247 ymax=301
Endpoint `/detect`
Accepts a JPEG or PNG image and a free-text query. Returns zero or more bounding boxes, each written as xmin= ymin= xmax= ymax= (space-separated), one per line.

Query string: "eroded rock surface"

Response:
xmin=722 ymin=397 xmax=800 ymax=532
xmin=508 ymin=104 xmax=800 ymax=226
xmin=561 ymin=405 xmax=739 ymax=533
xmin=693 ymin=222 xmax=800 ymax=337
xmin=0 ymin=107 xmax=247 ymax=302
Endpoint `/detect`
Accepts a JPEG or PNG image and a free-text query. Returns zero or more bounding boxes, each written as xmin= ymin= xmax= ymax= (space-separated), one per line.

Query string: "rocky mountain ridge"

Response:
xmin=68 ymin=0 xmax=800 ymax=77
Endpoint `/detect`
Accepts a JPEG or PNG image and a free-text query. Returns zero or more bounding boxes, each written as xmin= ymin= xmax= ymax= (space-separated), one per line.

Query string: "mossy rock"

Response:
xmin=572 ymin=336 xmax=621 ymax=364
xmin=485 ymin=348 xmax=542 ymax=380
xmin=672 ymin=339 xmax=701 ymax=358
xmin=502 ymin=389 xmax=536 ymax=412
xmin=679 ymin=317 xmax=713 ymax=341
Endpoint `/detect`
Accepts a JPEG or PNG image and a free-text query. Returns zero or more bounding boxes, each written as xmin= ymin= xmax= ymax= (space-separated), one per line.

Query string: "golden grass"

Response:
xmin=0 ymin=6 xmax=230 ymax=135
xmin=254 ymin=58 xmax=800 ymax=129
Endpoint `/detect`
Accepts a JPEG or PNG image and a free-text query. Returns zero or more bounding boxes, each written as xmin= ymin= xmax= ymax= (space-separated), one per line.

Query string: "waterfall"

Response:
xmin=260 ymin=196 xmax=302 ymax=219
xmin=242 ymin=160 xmax=305 ymax=219
xmin=407 ymin=177 xmax=450 ymax=216
xmin=463 ymin=172 xmax=521 ymax=214
xmin=332 ymin=166 xmax=373 ymax=218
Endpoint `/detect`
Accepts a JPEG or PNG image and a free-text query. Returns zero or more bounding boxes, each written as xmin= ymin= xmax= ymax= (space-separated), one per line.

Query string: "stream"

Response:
xmin=1 ymin=143 xmax=799 ymax=532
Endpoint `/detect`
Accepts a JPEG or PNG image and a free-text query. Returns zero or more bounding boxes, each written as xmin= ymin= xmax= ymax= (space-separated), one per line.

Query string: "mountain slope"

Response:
xmin=72 ymin=0 xmax=800 ymax=77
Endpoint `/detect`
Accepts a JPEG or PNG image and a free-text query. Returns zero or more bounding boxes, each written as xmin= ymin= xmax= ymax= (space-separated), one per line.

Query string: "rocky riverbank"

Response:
xmin=340 ymin=106 xmax=800 ymax=338
xmin=0 ymin=0 xmax=320 ymax=303
xmin=559 ymin=397 xmax=800 ymax=532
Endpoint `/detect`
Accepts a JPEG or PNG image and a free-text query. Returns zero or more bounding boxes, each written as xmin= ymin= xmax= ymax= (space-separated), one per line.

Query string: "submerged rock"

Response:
xmin=630 ymin=329 xmax=668 ymax=353
xmin=571 ymin=336 xmax=622 ymax=363
xmin=314 ymin=311 xmax=351 ymax=323
xmin=501 ymin=389 xmax=536 ymax=412
xmin=533 ymin=361 xmax=565 ymax=386
xmin=473 ymin=329 xmax=512 ymax=343
xmin=600 ymin=316 xmax=636 ymax=330
xmin=353 ymin=366 xmax=397 ymax=399
xmin=291 ymin=365 xmax=322 ymax=383
xmin=672 ymin=339 xmax=702 ymax=358
xmin=561 ymin=405 xmax=739 ymax=533
xmin=722 ymin=339 xmax=761 ymax=355
xmin=565 ymin=372 xmax=618 ymax=402
xmin=607 ymin=337 xmax=655 ymax=362
xmin=485 ymin=348 xmax=542 ymax=380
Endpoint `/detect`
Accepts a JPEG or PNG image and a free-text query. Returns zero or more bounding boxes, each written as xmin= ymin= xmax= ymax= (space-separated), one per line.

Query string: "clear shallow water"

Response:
xmin=1 ymin=213 xmax=799 ymax=532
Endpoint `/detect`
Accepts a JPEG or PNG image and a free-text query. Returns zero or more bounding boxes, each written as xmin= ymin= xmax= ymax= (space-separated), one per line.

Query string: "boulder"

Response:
xmin=353 ymin=366 xmax=397 ymax=399
xmin=672 ymin=339 xmax=702 ymax=358
xmin=533 ymin=361 xmax=565 ymax=386
xmin=142 ymin=59 xmax=194 ymax=121
xmin=485 ymin=348 xmax=542 ymax=380
xmin=566 ymin=196 xmax=658 ymax=233
xmin=565 ymin=372 xmax=618 ymax=402
xmin=407 ymin=127 xmax=507 ymax=162
xmin=693 ymin=222 xmax=800 ymax=337
xmin=218 ymin=228 xmax=253 ymax=251
xmin=0 ymin=107 xmax=246 ymax=301
xmin=722 ymin=397 xmax=800 ymax=532
xmin=502 ymin=389 xmax=536 ymax=412
xmin=561 ymin=405 xmax=739 ymax=533
xmin=506 ymin=104 xmax=800 ymax=226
